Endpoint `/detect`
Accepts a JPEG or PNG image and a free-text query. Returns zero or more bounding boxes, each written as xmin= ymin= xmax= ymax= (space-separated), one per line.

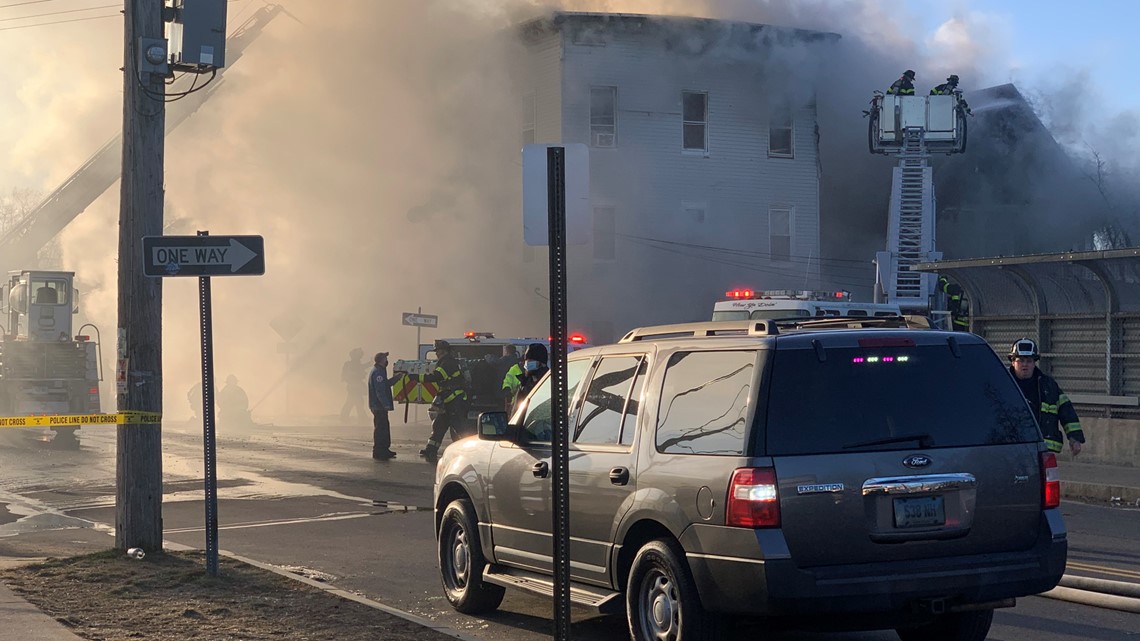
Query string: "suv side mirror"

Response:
xmin=478 ymin=411 xmax=509 ymax=440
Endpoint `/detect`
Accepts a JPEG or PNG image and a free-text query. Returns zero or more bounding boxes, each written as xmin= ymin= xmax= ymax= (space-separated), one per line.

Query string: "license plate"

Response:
xmin=893 ymin=496 xmax=945 ymax=528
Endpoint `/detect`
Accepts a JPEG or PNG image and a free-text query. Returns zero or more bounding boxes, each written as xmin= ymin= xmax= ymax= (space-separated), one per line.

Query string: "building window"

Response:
xmin=682 ymin=91 xmax=708 ymax=152
xmin=522 ymin=92 xmax=536 ymax=145
xmin=590 ymin=86 xmax=616 ymax=148
xmin=594 ymin=206 xmax=615 ymax=260
xmin=769 ymin=105 xmax=794 ymax=157
xmin=769 ymin=207 xmax=793 ymax=262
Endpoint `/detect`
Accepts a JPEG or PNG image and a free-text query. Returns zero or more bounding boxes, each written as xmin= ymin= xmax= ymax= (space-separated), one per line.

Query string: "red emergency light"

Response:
xmin=569 ymin=334 xmax=587 ymax=344
xmin=725 ymin=289 xmax=756 ymax=299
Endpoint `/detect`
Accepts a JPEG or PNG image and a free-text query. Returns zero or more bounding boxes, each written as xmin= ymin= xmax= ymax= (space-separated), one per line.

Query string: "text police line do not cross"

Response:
xmin=142 ymin=235 xmax=265 ymax=277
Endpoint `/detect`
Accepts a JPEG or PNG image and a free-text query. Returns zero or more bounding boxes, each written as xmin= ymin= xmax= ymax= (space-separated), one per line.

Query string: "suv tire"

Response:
xmin=626 ymin=539 xmax=723 ymax=641
xmin=438 ymin=498 xmax=505 ymax=614
xmin=896 ymin=609 xmax=994 ymax=641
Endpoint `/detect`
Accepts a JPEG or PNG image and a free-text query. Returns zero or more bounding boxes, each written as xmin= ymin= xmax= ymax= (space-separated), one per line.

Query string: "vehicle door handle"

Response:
xmin=532 ymin=461 xmax=550 ymax=478
xmin=609 ymin=467 xmax=630 ymax=486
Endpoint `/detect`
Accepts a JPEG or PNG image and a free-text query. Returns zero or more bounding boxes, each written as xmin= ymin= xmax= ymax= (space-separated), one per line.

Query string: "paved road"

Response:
xmin=0 ymin=419 xmax=1137 ymax=641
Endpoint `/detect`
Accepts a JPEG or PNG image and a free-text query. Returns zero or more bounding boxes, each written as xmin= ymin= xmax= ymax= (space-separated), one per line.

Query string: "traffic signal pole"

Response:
xmin=115 ymin=0 xmax=166 ymax=553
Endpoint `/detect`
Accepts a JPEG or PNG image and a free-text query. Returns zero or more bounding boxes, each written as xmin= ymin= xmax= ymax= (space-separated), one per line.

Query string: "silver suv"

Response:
xmin=432 ymin=318 xmax=1067 ymax=641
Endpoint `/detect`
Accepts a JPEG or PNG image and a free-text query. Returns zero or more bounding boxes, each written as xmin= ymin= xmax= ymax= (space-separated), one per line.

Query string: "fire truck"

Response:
xmin=712 ymin=289 xmax=902 ymax=320
xmin=393 ymin=331 xmax=590 ymax=430
xmin=0 ymin=270 xmax=103 ymax=446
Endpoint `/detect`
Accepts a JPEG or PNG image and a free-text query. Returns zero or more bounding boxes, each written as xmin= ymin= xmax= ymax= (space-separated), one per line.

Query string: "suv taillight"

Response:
xmin=1041 ymin=452 xmax=1060 ymax=508
xmin=727 ymin=467 xmax=780 ymax=528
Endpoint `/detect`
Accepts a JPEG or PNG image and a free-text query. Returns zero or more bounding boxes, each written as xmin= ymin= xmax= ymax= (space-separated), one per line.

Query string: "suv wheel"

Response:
xmin=626 ymin=540 xmax=722 ymax=641
xmin=438 ymin=498 xmax=505 ymax=614
xmin=896 ymin=609 xmax=994 ymax=641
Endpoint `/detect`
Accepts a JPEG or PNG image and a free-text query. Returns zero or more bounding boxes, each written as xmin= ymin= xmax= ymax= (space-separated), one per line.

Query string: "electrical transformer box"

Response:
xmin=168 ymin=0 xmax=228 ymax=69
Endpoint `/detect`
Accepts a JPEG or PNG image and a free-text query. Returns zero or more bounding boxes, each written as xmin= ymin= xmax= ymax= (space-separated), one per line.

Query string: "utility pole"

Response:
xmin=116 ymin=0 xmax=166 ymax=552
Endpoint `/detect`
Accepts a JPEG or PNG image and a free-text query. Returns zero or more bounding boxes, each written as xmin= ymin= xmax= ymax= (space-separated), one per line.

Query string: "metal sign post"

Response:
xmin=142 ymin=231 xmax=266 ymax=577
xmin=547 ymin=146 xmax=572 ymax=641
xmin=196 ymin=232 xmax=219 ymax=577
xmin=401 ymin=307 xmax=436 ymax=424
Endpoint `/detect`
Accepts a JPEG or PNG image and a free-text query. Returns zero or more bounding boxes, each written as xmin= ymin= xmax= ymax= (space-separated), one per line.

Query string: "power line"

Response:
xmin=624 ymin=236 xmax=878 ymax=289
xmin=0 ymin=0 xmax=54 ymax=10
xmin=0 ymin=3 xmax=118 ymax=23
xmin=0 ymin=12 xmax=117 ymax=31
xmin=617 ymin=232 xmax=878 ymax=271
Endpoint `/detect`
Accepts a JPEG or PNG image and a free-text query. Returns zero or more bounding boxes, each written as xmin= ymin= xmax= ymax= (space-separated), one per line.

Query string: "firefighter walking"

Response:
xmin=413 ymin=340 xmax=470 ymax=462
xmin=1008 ymin=338 xmax=1085 ymax=456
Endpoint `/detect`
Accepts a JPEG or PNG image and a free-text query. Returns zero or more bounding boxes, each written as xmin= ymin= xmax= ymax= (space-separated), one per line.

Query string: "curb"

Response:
xmin=1062 ymin=481 xmax=1140 ymax=505
xmin=164 ymin=541 xmax=482 ymax=641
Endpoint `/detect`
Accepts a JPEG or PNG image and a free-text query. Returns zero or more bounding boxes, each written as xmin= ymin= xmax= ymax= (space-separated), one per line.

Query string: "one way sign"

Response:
xmin=402 ymin=312 xmax=438 ymax=328
xmin=143 ymin=235 xmax=265 ymax=277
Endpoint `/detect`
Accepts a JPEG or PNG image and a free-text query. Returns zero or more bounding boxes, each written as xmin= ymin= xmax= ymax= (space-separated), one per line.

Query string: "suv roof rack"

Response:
xmin=775 ymin=315 xmax=931 ymax=330
xmin=618 ymin=320 xmax=778 ymax=343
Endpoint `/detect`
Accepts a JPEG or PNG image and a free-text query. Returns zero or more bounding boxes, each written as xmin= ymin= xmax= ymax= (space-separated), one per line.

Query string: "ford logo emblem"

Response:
xmin=903 ymin=455 xmax=932 ymax=468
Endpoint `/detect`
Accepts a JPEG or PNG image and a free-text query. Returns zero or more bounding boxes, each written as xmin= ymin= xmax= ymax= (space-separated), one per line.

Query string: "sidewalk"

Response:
xmin=1060 ymin=460 xmax=1140 ymax=505
xmin=0 ymin=582 xmax=84 ymax=641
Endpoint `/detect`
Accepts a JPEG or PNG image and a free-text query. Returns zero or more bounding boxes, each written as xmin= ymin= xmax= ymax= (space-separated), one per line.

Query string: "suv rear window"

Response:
xmin=765 ymin=343 xmax=1039 ymax=455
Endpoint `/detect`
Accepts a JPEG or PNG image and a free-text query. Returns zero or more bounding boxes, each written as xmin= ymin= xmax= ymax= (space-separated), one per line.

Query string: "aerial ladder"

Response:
xmin=867 ymin=91 xmax=968 ymax=319
xmin=0 ymin=4 xmax=288 ymax=276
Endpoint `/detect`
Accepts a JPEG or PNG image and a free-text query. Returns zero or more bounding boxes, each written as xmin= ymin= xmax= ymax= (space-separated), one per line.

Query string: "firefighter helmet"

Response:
xmin=434 ymin=339 xmax=452 ymax=352
xmin=1009 ymin=338 xmax=1039 ymax=361
xmin=903 ymin=69 xmax=916 ymax=79
xmin=947 ymin=74 xmax=959 ymax=84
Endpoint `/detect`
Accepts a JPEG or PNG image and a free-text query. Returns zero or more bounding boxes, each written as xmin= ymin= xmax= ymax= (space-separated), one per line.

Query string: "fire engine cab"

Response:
xmin=712 ymin=289 xmax=902 ymax=321
xmin=393 ymin=331 xmax=591 ymax=428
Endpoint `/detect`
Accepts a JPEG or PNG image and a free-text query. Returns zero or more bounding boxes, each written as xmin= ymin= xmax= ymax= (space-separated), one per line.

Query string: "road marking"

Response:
xmin=0 ymin=411 xmax=161 ymax=428
xmin=164 ymin=511 xmax=382 ymax=534
xmin=1068 ymin=560 xmax=1140 ymax=580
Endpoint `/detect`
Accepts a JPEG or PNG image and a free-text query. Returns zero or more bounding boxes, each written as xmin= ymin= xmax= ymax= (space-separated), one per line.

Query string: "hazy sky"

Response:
xmin=904 ymin=0 xmax=1136 ymax=114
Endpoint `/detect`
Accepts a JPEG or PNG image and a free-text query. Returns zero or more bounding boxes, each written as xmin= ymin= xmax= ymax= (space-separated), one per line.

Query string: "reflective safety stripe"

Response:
xmin=1063 ymin=422 xmax=1082 ymax=435
xmin=434 ymin=366 xmax=467 ymax=404
xmin=1043 ymin=438 xmax=1063 ymax=453
xmin=392 ymin=375 xmax=411 ymax=403
xmin=393 ymin=375 xmax=441 ymax=404
xmin=1040 ymin=402 xmax=1059 ymax=415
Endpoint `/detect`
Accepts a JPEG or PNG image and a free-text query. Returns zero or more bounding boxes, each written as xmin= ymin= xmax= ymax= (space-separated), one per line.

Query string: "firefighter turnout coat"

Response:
xmin=1012 ymin=367 xmax=1086 ymax=454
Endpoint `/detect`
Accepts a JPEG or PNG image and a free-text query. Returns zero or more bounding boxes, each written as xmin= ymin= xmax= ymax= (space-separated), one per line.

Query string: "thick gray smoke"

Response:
xmin=1 ymin=0 xmax=1131 ymax=422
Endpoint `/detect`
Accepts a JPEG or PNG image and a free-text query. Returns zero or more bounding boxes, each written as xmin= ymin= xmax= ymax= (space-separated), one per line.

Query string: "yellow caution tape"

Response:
xmin=0 ymin=412 xmax=163 ymax=428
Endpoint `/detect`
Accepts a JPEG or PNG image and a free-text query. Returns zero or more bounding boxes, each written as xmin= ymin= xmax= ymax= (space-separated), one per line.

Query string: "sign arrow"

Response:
xmin=402 ymin=312 xmax=438 ymax=328
xmin=142 ymin=235 xmax=265 ymax=277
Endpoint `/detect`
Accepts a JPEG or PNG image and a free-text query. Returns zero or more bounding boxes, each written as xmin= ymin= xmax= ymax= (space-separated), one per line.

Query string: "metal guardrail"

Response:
xmin=914 ymin=248 xmax=1140 ymax=418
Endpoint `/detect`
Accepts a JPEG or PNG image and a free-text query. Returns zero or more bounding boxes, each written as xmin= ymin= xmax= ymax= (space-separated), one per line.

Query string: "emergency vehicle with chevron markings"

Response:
xmin=392 ymin=331 xmax=590 ymax=427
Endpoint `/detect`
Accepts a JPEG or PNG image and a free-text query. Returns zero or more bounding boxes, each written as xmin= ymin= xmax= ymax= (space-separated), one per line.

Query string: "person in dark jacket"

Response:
xmin=502 ymin=342 xmax=549 ymax=413
xmin=887 ymin=69 xmax=916 ymax=95
xmin=930 ymin=74 xmax=959 ymax=95
xmin=415 ymin=340 xmax=469 ymax=462
xmin=368 ymin=352 xmax=399 ymax=460
xmin=938 ymin=275 xmax=969 ymax=331
xmin=1009 ymin=338 xmax=1085 ymax=456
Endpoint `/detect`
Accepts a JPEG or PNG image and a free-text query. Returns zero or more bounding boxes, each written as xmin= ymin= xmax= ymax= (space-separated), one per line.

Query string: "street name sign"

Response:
xmin=402 ymin=312 xmax=438 ymax=328
xmin=143 ymin=235 xmax=265 ymax=277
